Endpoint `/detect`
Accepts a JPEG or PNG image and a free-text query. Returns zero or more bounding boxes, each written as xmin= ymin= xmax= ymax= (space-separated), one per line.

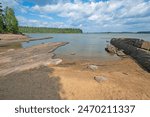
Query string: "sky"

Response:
xmin=1 ymin=0 xmax=150 ymax=32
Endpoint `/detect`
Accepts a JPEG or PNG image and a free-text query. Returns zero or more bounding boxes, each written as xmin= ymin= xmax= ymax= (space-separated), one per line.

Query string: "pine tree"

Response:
xmin=0 ymin=2 xmax=4 ymax=33
xmin=5 ymin=7 xmax=19 ymax=33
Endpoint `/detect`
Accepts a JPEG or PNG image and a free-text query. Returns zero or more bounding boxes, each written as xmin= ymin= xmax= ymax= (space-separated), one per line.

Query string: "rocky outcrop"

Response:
xmin=110 ymin=38 xmax=150 ymax=72
xmin=0 ymin=42 xmax=69 ymax=76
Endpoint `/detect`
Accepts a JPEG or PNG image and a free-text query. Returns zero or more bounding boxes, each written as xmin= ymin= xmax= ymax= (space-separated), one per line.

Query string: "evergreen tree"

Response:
xmin=5 ymin=7 xmax=19 ymax=33
xmin=0 ymin=2 xmax=4 ymax=33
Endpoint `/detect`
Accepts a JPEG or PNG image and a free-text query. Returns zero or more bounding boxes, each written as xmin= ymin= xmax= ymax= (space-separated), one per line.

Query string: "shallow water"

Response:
xmin=22 ymin=33 xmax=150 ymax=61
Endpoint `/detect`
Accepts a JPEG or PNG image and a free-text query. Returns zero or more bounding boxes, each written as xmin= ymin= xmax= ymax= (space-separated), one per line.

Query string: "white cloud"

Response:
xmin=2 ymin=0 xmax=150 ymax=32
xmin=16 ymin=16 xmax=70 ymax=28
xmin=31 ymin=0 xmax=150 ymax=21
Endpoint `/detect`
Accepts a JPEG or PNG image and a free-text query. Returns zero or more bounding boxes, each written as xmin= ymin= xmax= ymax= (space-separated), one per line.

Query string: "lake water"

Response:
xmin=22 ymin=33 xmax=150 ymax=61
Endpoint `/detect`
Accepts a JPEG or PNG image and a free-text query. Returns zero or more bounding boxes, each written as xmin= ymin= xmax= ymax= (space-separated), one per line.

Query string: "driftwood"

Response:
xmin=0 ymin=42 xmax=68 ymax=76
xmin=0 ymin=36 xmax=53 ymax=47
xmin=110 ymin=38 xmax=150 ymax=72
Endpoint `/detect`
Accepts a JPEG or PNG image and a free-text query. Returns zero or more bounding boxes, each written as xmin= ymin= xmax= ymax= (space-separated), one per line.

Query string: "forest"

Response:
xmin=0 ymin=2 xmax=19 ymax=34
xmin=19 ymin=26 xmax=83 ymax=33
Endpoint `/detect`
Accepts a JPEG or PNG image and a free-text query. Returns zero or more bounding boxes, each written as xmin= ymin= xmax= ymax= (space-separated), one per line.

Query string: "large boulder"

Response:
xmin=110 ymin=38 xmax=150 ymax=72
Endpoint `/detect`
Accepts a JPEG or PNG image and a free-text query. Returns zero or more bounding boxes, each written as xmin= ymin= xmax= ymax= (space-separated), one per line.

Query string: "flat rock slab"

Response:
xmin=0 ymin=42 xmax=68 ymax=76
xmin=94 ymin=76 xmax=107 ymax=83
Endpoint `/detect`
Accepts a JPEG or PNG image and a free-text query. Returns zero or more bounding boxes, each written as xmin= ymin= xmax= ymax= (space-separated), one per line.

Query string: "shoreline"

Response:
xmin=0 ymin=34 xmax=28 ymax=40
xmin=0 ymin=34 xmax=150 ymax=100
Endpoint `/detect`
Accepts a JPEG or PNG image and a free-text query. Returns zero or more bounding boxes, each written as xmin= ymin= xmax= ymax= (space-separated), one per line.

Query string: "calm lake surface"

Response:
xmin=22 ymin=33 xmax=150 ymax=61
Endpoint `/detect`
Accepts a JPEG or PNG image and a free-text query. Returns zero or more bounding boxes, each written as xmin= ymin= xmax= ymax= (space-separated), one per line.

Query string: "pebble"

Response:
xmin=87 ymin=64 xmax=98 ymax=71
xmin=94 ymin=76 xmax=107 ymax=83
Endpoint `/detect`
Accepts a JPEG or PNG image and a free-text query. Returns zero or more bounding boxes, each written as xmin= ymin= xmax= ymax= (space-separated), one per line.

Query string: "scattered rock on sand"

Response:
xmin=87 ymin=64 xmax=98 ymax=71
xmin=94 ymin=76 xmax=107 ymax=83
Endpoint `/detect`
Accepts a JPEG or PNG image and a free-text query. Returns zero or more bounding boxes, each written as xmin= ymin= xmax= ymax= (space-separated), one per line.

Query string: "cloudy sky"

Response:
xmin=1 ymin=0 xmax=150 ymax=32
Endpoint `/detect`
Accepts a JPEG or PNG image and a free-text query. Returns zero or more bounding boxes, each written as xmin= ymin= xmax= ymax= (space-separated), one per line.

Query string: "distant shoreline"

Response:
xmin=84 ymin=32 xmax=150 ymax=34
xmin=19 ymin=26 xmax=83 ymax=33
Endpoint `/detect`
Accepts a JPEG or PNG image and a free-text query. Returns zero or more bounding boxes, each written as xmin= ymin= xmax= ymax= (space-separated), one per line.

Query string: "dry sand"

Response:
xmin=49 ymin=58 xmax=150 ymax=100
xmin=0 ymin=56 xmax=150 ymax=100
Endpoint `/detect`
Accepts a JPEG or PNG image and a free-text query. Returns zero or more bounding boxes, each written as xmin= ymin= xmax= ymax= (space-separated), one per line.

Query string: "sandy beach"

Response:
xmin=0 ymin=57 xmax=150 ymax=100
xmin=0 ymin=34 xmax=150 ymax=100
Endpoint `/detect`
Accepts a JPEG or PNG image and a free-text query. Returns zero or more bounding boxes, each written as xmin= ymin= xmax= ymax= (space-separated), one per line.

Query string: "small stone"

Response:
xmin=71 ymin=52 xmax=76 ymax=55
xmin=116 ymin=50 xmax=126 ymax=57
xmin=48 ymin=59 xmax=62 ymax=65
xmin=87 ymin=64 xmax=98 ymax=71
xmin=94 ymin=76 xmax=107 ymax=83
xmin=105 ymin=44 xmax=117 ymax=54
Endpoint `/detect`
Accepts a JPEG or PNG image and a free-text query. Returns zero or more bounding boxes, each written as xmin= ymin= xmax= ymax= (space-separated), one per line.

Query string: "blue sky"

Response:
xmin=1 ymin=0 xmax=150 ymax=32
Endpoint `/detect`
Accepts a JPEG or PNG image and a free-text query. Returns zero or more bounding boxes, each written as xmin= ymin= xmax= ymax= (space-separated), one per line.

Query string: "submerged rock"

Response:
xmin=94 ymin=76 xmax=107 ymax=83
xmin=87 ymin=64 xmax=98 ymax=71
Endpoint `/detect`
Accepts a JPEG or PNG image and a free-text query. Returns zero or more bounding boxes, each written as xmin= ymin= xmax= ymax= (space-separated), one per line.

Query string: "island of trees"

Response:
xmin=19 ymin=26 xmax=83 ymax=33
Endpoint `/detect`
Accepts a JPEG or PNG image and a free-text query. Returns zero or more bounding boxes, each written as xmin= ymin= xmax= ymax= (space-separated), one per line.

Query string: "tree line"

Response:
xmin=0 ymin=2 xmax=19 ymax=34
xmin=19 ymin=26 xmax=83 ymax=33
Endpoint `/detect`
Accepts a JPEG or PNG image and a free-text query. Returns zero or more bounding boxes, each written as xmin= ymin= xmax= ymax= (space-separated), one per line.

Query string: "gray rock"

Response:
xmin=94 ymin=76 xmax=107 ymax=83
xmin=105 ymin=44 xmax=117 ymax=54
xmin=141 ymin=41 xmax=150 ymax=51
xmin=71 ymin=52 xmax=76 ymax=55
xmin=87 ymin=64 xmax=98 ymax=71
xmin=116 ymin=50 xmax=126 ymax=57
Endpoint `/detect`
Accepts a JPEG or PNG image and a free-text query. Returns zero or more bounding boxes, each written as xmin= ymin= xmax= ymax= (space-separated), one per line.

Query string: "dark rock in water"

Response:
xmin=94 ymin=76 xmax=107 ymax=83
xmin=87 ymin=65 xmax=98 ymax=71
xmin=105 ymin=44 xmax=117 ymax=54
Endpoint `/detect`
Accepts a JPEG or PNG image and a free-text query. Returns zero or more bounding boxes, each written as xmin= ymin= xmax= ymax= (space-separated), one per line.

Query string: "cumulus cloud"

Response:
xmin=30 ymin=0 xmax=150 ymax=32
xmin=16 ymin=16 xmax=71 ymax=28
xmin=1 ymin=0 xmax=150 ymax=32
